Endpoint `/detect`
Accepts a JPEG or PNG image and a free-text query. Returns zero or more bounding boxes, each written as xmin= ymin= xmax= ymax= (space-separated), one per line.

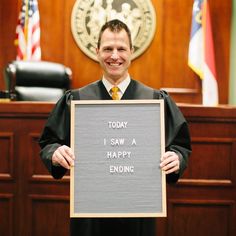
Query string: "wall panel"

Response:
xmin=28 ymin=195 xmax=69 ymax=236
xmin=0 ymin=0 xmax=232 ymax=104
xmin=0 ymin=0 xmax=19 ymax=69
xmin=0 ymin=194 xmax=13 ymax=236
xmin=188 ymin=138 xmax=235 ymax=181
xmin=168 ymin=200 xmax=234 ymax=236
xmin=40 ymin=0 xmax=66 ymax=61
xmin=0 ymin=133 xmax=14 ymax=179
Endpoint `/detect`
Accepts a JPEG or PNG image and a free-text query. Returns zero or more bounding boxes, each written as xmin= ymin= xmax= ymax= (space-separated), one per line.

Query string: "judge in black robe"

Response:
xmin=39 ymin=79 xmax=191 ymax=236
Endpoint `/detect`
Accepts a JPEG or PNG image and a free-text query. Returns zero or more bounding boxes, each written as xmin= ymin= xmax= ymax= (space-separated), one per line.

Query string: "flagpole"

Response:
xmin=24 ymin=0 xmax=29 ymax=60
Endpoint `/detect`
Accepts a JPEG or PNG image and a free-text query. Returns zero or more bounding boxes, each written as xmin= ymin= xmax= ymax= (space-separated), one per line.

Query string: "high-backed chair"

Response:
xmin=4 ymin=60 xmax=72 ymax=101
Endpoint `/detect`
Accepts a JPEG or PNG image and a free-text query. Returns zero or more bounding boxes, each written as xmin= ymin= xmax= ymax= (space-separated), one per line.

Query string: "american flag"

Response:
xmin=15 ymin=0 xmax=41 ymax=60
xmin=188 ymin=0 xmax=218 ymax=106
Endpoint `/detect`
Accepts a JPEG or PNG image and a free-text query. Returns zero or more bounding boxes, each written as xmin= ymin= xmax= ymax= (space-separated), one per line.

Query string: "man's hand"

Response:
xmin=52 ymin=145 xmax=75 ymax=169
xmin=160 ymin=151 xmax=180 ymax=174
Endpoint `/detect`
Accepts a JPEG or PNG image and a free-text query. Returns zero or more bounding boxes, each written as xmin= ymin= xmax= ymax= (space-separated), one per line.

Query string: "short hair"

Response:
xmin=97 ymin=19 xmax=133 ymax=49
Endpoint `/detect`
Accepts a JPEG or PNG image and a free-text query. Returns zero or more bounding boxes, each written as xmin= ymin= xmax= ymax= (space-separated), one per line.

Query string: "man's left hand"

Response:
xmin=160 ymin=151 xmax=180 ymax=174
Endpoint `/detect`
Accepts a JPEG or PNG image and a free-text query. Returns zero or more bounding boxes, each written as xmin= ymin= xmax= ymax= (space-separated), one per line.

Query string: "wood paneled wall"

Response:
xmin=0 ymin=0 xmax=232 ymax=104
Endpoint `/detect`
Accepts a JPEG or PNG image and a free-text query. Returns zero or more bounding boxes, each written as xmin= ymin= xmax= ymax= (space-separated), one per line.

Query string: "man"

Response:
xmin=39 ymin=19 xmax=191 ymax=236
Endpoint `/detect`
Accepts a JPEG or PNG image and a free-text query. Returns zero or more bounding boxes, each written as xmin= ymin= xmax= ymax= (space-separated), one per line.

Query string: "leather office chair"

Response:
xmin=4 ymin=60 xmax=72 ymax=101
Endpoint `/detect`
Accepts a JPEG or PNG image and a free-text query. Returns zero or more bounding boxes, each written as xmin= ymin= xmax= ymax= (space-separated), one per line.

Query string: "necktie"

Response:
xmin=111 ymin=86 xmax=120 ymax=100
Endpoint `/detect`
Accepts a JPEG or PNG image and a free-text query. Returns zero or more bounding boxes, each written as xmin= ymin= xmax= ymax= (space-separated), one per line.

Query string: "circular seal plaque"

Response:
xmin=71 ymin=0 xmax=156 ymax=61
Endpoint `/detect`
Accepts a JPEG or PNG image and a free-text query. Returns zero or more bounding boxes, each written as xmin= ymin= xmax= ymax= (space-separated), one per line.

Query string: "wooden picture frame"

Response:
xmin=70 ymin=100 xmax=166 ymax=218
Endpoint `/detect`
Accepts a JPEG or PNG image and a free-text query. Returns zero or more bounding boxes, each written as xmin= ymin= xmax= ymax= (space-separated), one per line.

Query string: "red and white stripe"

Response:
xmin=188 ymin=0 xmax=218 ymax=106
xmin=202 ymin=0 xmax=218 ymax=105
xmin=15 ymin=0 xmax=41 ymax=61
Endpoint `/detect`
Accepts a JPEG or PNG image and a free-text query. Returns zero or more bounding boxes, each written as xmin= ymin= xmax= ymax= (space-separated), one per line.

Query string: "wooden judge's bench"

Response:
xmin=0 ymin=102 xmax=235 ymax=236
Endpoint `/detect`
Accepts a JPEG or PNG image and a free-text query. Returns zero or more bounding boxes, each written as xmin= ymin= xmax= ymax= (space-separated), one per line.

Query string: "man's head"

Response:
xmin=96 ymin=19 xmax=133 ymax=84
xmin=97 ymin=19 xmax=133 ymax=50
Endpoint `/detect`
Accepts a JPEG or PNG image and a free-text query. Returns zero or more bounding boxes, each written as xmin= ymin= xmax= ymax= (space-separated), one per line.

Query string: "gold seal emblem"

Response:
xmin=71 ymin=0 xmax=156 ymax=61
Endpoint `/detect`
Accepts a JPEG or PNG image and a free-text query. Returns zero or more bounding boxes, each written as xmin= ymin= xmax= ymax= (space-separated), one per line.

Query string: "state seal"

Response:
xmin=71 ymin=0 xmax=156 ymax=61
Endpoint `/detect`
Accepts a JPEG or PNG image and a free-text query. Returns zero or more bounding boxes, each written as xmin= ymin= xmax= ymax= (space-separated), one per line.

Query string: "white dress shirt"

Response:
xmin=102 ymin=76 xmax=131 ymax=100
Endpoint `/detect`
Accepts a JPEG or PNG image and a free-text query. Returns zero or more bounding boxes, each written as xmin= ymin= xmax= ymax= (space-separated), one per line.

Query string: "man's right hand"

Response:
xmin=52 ymin=145 xmax=75 ymax=169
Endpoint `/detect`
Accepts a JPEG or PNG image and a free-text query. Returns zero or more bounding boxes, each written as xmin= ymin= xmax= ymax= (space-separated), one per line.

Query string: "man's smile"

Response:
xmin=107 ymin=62 xmax=122 ymax=67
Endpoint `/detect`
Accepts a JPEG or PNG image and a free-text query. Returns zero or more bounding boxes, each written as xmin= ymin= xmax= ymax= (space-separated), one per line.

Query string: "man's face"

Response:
xmin=96 ymin=29 xmax=133 ymax=84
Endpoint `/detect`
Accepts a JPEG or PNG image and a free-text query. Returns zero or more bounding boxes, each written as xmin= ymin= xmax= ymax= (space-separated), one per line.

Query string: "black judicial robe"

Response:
xmin=39 ymin=79 xmax=191 ymax=236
